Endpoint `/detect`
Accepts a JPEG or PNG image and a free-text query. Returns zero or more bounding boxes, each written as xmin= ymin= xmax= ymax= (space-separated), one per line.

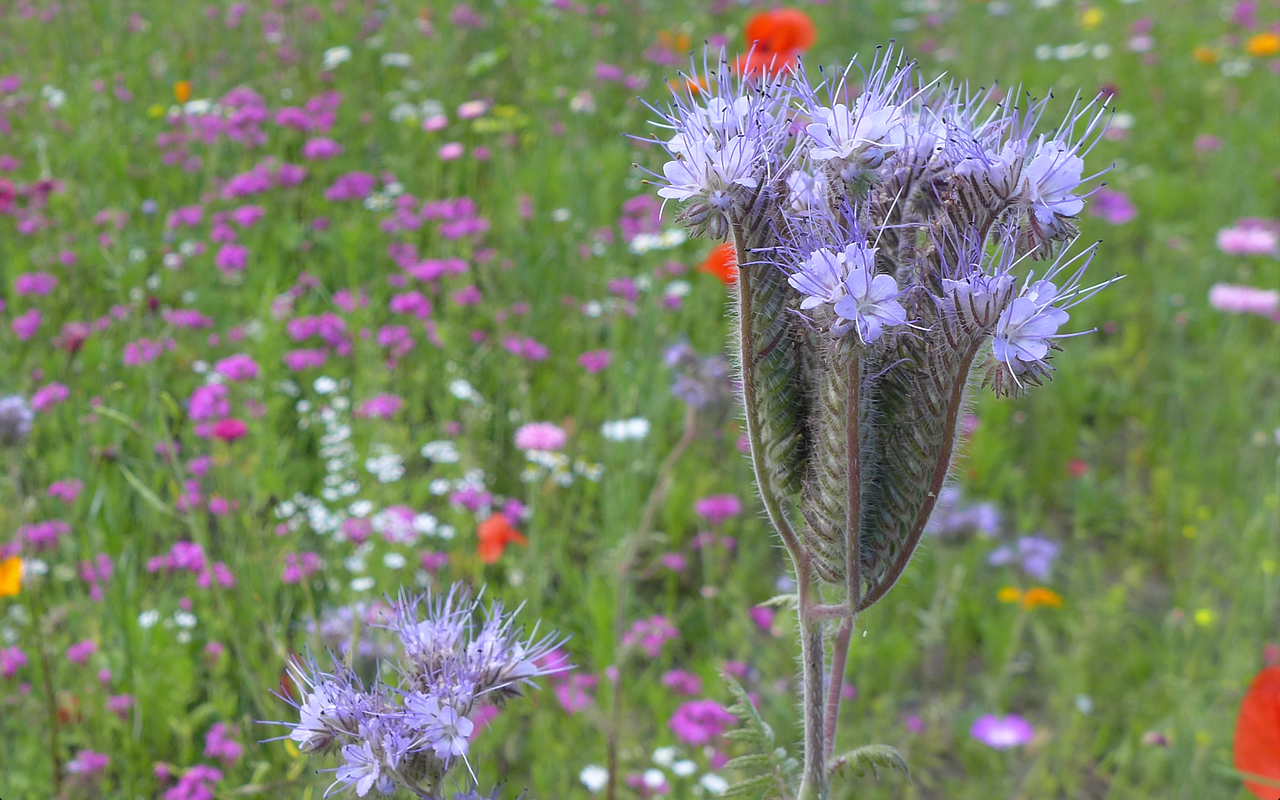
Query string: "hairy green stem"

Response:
xmin=797 ymin=561 xmax=828 ymax=800
xmin=824 ymin=617 xmax=855 ymax=761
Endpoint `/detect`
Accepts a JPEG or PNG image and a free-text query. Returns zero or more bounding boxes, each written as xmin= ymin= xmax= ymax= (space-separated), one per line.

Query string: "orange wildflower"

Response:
xmin=1246 ymin=32 xmax=1280 ymax=58
xmin=1022 ymin=587 xmax=1064 ymax=610
xmin=477 ymin=513 xmax=527 ymax=564
xmin=0 ymin=556 xmax=21 ymax=597
xmin=738 ymin=8 xmax=816 ymax=77
xmin=700 ymin=243 xmax=738 ymax=285
xmin=174 ymin=80 xmax=192 ymax=104
xmin=1235 ymin=666 xmax=1280 ymax=799
xmin=1193 ymin=46 xmax=1218 ymax=64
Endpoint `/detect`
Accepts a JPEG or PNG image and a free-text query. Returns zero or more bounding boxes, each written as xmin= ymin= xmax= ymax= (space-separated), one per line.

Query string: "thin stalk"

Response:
xmin=796 ymin=561 xmax=828 ymax=800
xmin=29 ymin=587 xmax=62 ymax=793
xmin=605 ymin=405 xmax=698 ymax=800
xmin=824 ymin=617 xmax=854 ymax=761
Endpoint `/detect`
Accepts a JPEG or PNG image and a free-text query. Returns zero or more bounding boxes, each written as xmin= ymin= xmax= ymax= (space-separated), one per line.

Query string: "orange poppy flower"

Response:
xmin=1246 ymin=32 xmax=1280 ymax=58
xmin=1022 ymin=587 xmax=1064 ymax=610
xmin=0 ymin=556 xmax=21 ymax=597
xmin=477 ymin=513 xmax=527 ymax=564
xmin=1235 ymin=666 xmax=1280 ymax=799
xmin=700 ymin=243 xmax=738 ymax=285
xmin=174 ymin=80 xmax=192 ymax=104
xmin=744 ymin=9 xmax=816 ymax=55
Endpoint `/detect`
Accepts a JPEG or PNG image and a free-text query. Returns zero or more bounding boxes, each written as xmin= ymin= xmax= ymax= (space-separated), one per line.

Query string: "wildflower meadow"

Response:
xmin=0 ymin=1 xmax=1278 ymax=799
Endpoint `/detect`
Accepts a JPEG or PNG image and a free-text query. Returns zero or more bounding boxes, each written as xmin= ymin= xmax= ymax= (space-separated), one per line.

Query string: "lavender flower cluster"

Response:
xmin=272 ymin=585 xmax=566 ymax=799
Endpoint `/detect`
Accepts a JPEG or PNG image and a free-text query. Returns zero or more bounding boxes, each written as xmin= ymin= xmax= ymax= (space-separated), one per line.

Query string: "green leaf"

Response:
xmin=828 ymin=744 xmax=910 ymax=781
xmin=720 ymin=774 xmax=778 ymax=797
xmin=118 ymin=464 xmax=179 ymax=518
xmin=723 ymin=753 xmax=773 ymax=771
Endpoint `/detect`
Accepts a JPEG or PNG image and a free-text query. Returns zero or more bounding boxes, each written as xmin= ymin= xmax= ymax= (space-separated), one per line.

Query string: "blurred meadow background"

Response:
xmin=1 ymin=0 xmax=1278 ymax=798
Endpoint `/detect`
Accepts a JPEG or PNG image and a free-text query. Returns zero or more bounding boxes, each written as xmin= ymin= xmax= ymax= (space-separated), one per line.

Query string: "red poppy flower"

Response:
xmin=1235 ymin=666 xmax=1280 ymax=799
xmin=738 ymin=8 xmax=816 ymax=76
xmin=700 ymin=243 xmax=738 ymax=285
xmin=477 ymin=513 xmax=527 ymax=564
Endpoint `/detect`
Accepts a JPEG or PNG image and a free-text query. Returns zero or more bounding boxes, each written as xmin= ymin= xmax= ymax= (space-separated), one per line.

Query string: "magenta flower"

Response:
xmin=189 ymin=383 xmax=231 ymax=421
xmin=210 ymin=418 xmax=248 ymax=442
xmin=324 ymin=171 xmax=377 ymax=202
xmin=231 ymin=205 xmax=266 ymax=227
xmin=214 ymin=353 xmax=260 ymax=382
xmin=14 ymin=272 xmax=58 ymax=296
xmin=748 ymin=606 xmax=776 ymax=632
xmin=1087 ymin=188 xmax=1136 ymax=225
xmin=47 ymin=479 xmax=83 ymax=503
xmin=693 ymin=494 xmax=743 ymax=525
xmin=31 ymin=382 xmax=69 ymax=412
xmin=214 ymin=243 xmax=249 ymax=272
xmin=0 ymin=646 xmax=27 ymax=678
xmin=283 ymin=348 xmax=329 ymax=370
xmin=1208 ymin=283 xmax=1280 ymax=321
xmin=669 ymin=699 xmax=735 ymax=745
xmin=553 ymin=673 xmax=599 ymax=714
xmin=11 ymin=308 xmax=41 ymax=340
xmin=203 ymin=722 xmax=244 ymax=767
xmin=354 ymin=394 xmax=403 ymax=419
xmin=66 ymin=640 xmax=98 ymax=665
xmin=514 ymin=422 xmax=567 ymax=451
xmin=439 ymin=142 xmax=464 ymax=161
xmin=622 ymin=615 xmax=679 ymax=658
xmin=66 ymin=749 xmax=110 ymax=776
xmin=970 ymin=713 xmax=1035 ymax=749
xmin=302 ymin=137 xmax=343 ymax=160
xmin=577 ymin=349 xmax=612 ymax=373
xmin=660 ymin=669 xmax=703 ymax=696
xmin=21 ymin=519 xmax=71 ymax=551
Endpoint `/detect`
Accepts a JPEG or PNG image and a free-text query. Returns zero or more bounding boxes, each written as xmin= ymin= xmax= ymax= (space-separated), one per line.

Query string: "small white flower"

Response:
xmin=601 ymin=417 xmax=650 ymax=442
xmin=436 ymin=525 xmax=456 ymax=541
xmin=664 ymin=280 xmax=692 ymax=299
xmin=652 ymin=746 xmax=678 ymax=767
xmin=174 ymin=611 xmax=198 ymax=629
xmin=551 ymin=208 xmax=572 ymax=222
xmin=138 ymin=610 xmax=161 ymax=629
xmin=41 ymin=85 xmax=66 ymax=109
xmin=579 ymin=765 xmax=609 ymax=793
xmin=314 ymin=376 xmax=338 ymax=395
xmin=642 ymin=769 xmax=666 ymax=789
xmin=380 ymin=52 xmax=411 ymax=68
xmin=322 ymin=45 xmax=352 ymax=71
xmin=383 ymin=552 xmax=407 ymax=570
xmin=700 ymin=773 xmax=729 ymax=795
xmin=350 ymin=576 xmax=376 ymax=592
xmin=672 ymin=759 xmax=697 ymax=777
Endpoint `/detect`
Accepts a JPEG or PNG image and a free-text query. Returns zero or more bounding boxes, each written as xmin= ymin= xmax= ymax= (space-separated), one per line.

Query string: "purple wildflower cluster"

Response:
xmin=648 ymin=47 xmax=1118 ymax=386
xmin=271 ymin=584 xmax=566 ymax=798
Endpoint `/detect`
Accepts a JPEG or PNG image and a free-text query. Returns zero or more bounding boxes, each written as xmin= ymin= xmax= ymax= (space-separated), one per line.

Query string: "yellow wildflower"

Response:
xmin=997 ymin=586 xmax=1024 ymax=604
xmin=1246 ymin=32 xmax=1280 ymax=58
xmin=0 ymin=556 xmax=22 ymax=597
xmin=1193 ymin=46 xmax=1218 ymax=64
xmin=1022 ymin=587 xmax=1064 ymax=610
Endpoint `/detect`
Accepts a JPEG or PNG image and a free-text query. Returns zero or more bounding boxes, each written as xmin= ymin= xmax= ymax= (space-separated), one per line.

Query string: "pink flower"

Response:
xmin=189 ymin=383 xmax=230 ymax=421
xmin=514 ymin=422 xmax=567 ymax=451
xmin=302 ymin=137 xmax=343 ymax=160
xmin=660 ymin=669 xmax=703 ymax=696
xmin=66 ymin=639 xmax=98 ymax=664
xmin=47 ymin=479 xmax=83 ymax=503
xmin=1217 ymin=218 xmax=1280 ymax=257
xmin=231 ymin=205 xmax=266 ymax=227
xmin=283 ymin=348 xmax=328 ymax=370
xmin=1208 ymin=283 xmax=1280 ymax=321
xmin=11 ymin=308 xmax=42 ymax=340
xmin=214 ymin=353 xmax=259 ymax=382
xmin=355 ymin=394 xmax=403 ymax=419
xmin=1 ymin=646 xmax=28 ymax=678
xmin=970 ymin=713 xmax=1035 ymax=748
xmin=31 ymin=382 xmax=69 ymax=412
xmin=694 ymin=494 xmax=743 ymax=525
xmin=669 ymin=699 xmax=735 ymax=745
xmin=422 ymin=114 xmax=449 ymax=132
xmin=749 ymin=606 xmax=776 ymax=632
xmin=554 ymin=674 xmax=598 ymax=714
xmin=214 ymin=243 xmax=249 ymax=272
xmin=439 ymin=142 xmax=464 ymax=160
xmin=577 ymin=349 xmax=612 ymax=373
xmin=14 ymin=272 xmax=58 ymax=296
xmin=324 ymin=171 xmax=376 ymax=202
xmin=66 ymin=749 xmax=110 ymax=776
xmin=1087 ymin=188 xmax=1136 ymax=225
xmin=623 ymin=615 xmax=678 ymax=659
